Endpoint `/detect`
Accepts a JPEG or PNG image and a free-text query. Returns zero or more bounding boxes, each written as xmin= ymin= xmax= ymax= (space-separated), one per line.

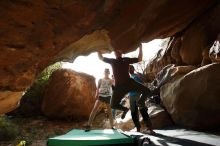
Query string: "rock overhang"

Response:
xmin=0 ymin=1 xmax=219 ymax=115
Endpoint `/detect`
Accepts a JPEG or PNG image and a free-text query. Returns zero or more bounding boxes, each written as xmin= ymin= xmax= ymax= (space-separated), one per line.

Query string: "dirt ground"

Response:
xmin=1 ymin=112 xmax=219 ymax=146
xmin=0 ymin=113 xmax=109 ymax=146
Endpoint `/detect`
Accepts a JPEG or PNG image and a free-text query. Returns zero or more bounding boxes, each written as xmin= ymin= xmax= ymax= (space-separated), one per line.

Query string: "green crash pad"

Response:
xmin=47 ymin=129 xmax=134 ymax=146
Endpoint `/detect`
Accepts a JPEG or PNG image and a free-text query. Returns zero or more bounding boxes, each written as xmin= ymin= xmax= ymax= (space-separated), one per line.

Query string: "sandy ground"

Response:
xmin=0 ymin=113 xmax=107 ymax=146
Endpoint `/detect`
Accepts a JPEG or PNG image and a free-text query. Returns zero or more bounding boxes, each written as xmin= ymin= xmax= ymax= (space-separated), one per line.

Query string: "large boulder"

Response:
xmin=161 ymin=63 xmax=220 ymax=130
xmin=41 ymin=69 xmax=96 ymax=119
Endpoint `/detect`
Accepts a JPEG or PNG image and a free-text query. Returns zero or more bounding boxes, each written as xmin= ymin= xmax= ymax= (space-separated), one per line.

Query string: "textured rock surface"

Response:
xmin=145 ymin=39 xmax=174 ymax=80
xmin=148 ymin=104 xmax=173 ymax=129
xmin=145 ymin=0 xmax=220 ymax=75
xmin=161 ymin=63 xmax=220 ymax=130
xmin=0 ymin=0 xmax=215 ymax=92
xmin=0 ymin=91 xmax=23 ymax=115
xmin=41 ymin=69 xmax=96 ymax=119
xmin=179 ymin=2 xmax=220 ymax=65
xmin=117 ymin=102 xmax=173 ymax=130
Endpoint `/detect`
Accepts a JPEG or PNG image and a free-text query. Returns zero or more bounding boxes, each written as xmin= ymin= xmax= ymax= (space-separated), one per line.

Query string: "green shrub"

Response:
xmin=24 ymin=62 xmax=62 ymax=99
xmin=0 ymin=117 xmax=19 ymax=141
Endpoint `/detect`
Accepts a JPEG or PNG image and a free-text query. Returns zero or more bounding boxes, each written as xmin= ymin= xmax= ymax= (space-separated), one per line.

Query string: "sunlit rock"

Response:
xmin=42 ymin=69 xmax=96 ymax=119
xmin=116 ymin=100 xmax=173 ymax=131
xmin=161 ymin=63 xmax=220 ymax=130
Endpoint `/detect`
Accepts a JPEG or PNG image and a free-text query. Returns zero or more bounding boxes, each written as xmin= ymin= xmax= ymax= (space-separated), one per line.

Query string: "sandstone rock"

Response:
xmin=0 ymin=0 xmax=215 ymax=93
xmin=116 ymin=103 xmax=172 ymax=131
xmin=148 ymin=104 xmax=173 ymax=129
xmin=201 ymin=48 xmax=212 ymax=66
xmin=0 ymin=91 xmax=23 ymax=115
xmin=145 ymin=2 xmax=220 ymax=73
xmin=7 ymin=90 xmax=43 ymax=117
xmin=153 ymin=64 xmax=177 ymax=88
xmin=145 ymin=38 xmax=175 ymax=80
xmin=179 ymin=2 xmax=220 ymax=65
xmin=161 ymin=63 xmax=220 ymax=130
xmin=149 ymin=64 xmax=196 ymax=96
xmin=41 ymin=69 xmax=96 ymax=119
xmin=145 ymin=34 xmax=200 ymax=79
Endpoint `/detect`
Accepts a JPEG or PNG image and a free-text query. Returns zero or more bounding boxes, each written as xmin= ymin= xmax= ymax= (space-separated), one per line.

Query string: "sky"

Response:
xmin=62 ymin=39 xmax=163 ymax=84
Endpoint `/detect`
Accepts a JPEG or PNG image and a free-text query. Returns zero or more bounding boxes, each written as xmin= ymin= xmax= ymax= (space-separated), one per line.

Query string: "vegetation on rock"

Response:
xmin=9 ymin=63 xmax=62 ymax=117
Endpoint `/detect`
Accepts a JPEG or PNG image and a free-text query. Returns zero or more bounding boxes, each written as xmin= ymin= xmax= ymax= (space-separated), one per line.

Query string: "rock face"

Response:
xmin=0 ymin=91 xmax=23 ymax=115
xmin=161 ymin=63 xmax=220 ymax=130
xmin=116 ymin=99 xmax=173 ymax=130
xmin=41 ymin=69 xmax=96 ymax=119
xmin=0 ymin=0 xmax=216 ymax=92
xmin=145 ymin=39 xmax=174 ymax=80
xmin=145 ymin=0 xmax=220 ymax=75
xmin=117 ymin=105 xmax=173 ymax=131
xmin=148 ymin=104 xmax=173 ymax=129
